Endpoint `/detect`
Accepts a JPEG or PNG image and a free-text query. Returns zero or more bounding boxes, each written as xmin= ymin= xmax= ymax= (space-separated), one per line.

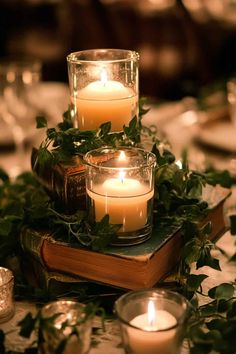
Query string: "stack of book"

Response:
xmin=21 ymin=184 xmax=230 ymax=290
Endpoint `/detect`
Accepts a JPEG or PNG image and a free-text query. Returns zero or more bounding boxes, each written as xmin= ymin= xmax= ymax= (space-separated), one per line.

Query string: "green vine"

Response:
xmin=0 ymin=100 xmax=236 ymax=353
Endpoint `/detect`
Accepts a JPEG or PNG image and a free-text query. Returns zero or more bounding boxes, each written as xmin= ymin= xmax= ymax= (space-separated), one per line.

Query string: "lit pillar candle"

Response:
xmin=87 ymin=170 xmax=153 ymax=232
xmin=75 ymin=70 xmax=137 ymax=131
xmin=85 ymin=147 xmax=155 ymax=244
xmin=128 ymin=301 xmax=177 ymax=354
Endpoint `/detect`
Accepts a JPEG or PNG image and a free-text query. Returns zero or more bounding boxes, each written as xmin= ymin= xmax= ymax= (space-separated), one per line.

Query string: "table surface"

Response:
xmin=1 ymin=231 xmax=235 ymax=353
xmin=0 ymin=85 xmax=236 ymax=353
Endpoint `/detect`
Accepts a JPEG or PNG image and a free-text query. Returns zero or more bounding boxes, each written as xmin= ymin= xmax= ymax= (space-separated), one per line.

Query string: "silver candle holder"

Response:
xmin=39 ymin=300 xmax=93 ymax=354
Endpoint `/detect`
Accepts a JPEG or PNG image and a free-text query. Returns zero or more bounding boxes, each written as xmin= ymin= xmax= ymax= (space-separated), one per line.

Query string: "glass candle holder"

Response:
xmin=39 ymin=300 xmax=93 ymax=354
xmin=84 ymin=147 xmax=156 ymax=245
xmin=67 ymin=49 xmax=139 ymax=131
xmin=0 ymin=267 xmax=14 ymax=323
xmin=115 ymin=289 xmax=190 ymax=354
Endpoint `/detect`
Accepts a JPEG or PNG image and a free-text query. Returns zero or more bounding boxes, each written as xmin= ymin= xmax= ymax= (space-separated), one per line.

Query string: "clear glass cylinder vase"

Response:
xmin=115 ymin=289 xmax=190 ymax=354
xmin=84 ymin=147 xmax=156 ymax=245
xmin=67 ymin=49 xmax=139 ymax=132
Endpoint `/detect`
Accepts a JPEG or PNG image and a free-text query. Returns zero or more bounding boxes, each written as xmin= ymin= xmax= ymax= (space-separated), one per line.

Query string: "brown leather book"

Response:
xmin=20 ymin=185 xmax=230 ymax=290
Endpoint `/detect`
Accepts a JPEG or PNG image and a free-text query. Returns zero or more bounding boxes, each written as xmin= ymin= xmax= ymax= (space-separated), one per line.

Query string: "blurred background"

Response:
xmin=1 ymin=0 xmax=236 ymax=178
xmin=1 ymin=0 xmax=236 ymax=101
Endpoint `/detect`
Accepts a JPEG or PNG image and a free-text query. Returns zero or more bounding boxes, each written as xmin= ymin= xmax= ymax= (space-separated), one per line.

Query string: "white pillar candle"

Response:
xmin=128 ymin=301 xmax=177 ymax=354
xmin=87 ymin=171 xmax=153 ymax=232
xmin=74 ymin=70 xmax=137 ymax=131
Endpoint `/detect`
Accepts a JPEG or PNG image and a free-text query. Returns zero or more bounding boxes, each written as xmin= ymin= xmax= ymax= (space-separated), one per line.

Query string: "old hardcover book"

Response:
xmin=20 ymin=185 xmax=230 ymax=290
xmin=31 ymin=148 xmax=86 ymax=213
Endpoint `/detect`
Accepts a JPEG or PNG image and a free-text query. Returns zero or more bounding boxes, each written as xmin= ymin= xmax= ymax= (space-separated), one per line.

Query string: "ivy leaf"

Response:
xmin=99 ymin=121 xmax=111 ymax=136
xmin=208 ymin=283 xmax=235 ymax=300
xmin=182 ymin=240 xmax=201 ymax=266
xmin=139 ymin=97 xmax=150 ymax=116
xmin=57 ymin=108 xmax=74 ymax=131
xmin=35 ymin=147 xmax=56 ymax=169
xmin=90 ymin=215 xmax=121 ymax=251
xmin=46 ymin=128 xmax=57 ymax=140
xmin=218 ymin=299 xmax=233 ymax=313
xmin=0 ymin=168 xmax=9 ymax=183
xmin=229 ymin=252 xmax=236 ymax=262
xmin=190 ymin=345 xmax=212 ymax=354
xmin=123 ymin=116 xmax=140 ymax=143
xmin=55 ymin=338 xmax=68 ymax=354
xmin=206 ymin=318 xmax=227 ymax=331
xmin=36 ymin=115 xmax=47 ymax=129
xmin=0 ymin=218 xmax=13 ymax=236
xmin=204 ymin=169 xmax=233 ymax=189
xmin=200 ymin=302 xmax=219 ymax=317
xmin=227 ymin=300 xmax=236 ymax=319
xmin=152 ymin=145 xmax=175 ymax=167
xmin=18 ymin=312 xmax=37 ymax=338
xmin=188 ymin=325 xmax=208 ymax=342
xmin=196 ymin=248 xmax=221 ymax=271
xmin=230 ymin=215 xmax=236 ymax=235
xmin=186 ymin=274 xmax=208 ymax=292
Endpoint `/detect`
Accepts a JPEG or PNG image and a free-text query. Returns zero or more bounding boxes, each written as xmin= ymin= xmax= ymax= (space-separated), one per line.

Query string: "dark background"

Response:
xmin=1 ymin=0 xmax=236 ymax=100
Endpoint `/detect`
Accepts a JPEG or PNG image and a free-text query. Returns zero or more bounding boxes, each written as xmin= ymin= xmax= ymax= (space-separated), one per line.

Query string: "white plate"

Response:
xmin=196 ymin=119 xmax=236 ymax=153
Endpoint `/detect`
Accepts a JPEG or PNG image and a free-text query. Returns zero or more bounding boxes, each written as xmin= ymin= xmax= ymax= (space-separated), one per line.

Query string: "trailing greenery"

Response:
xmin=0 ymin=101 xmax=236 ymax=353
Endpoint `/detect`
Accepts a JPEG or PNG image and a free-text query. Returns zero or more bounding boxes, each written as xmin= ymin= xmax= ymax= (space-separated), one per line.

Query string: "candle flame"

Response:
xmin=100 ymin=69 xmax=108 ymax=87
xmin=147 ymin=301 xmax=155 ymax=327
xmin=119 ymin=170 xmax=125 ymax=184
xmin=118 ymin=151 xmax=126 ymax=161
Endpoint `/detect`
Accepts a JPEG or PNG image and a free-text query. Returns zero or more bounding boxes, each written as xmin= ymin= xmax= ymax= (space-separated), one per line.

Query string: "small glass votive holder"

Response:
xmin=67 ymin=49 xmax=139 ymax=131
xmin=39 ymin=300 xmax=93 ymax=354
xmin=114 ymin=289 xmax=190 ymax=354
xmin=227 ymin=77 xmax=236 ymax=126
xmin=84 ymin=147 xmax=156 ymax=245
xmin=0 ymin=267 xmax=15 ymax=323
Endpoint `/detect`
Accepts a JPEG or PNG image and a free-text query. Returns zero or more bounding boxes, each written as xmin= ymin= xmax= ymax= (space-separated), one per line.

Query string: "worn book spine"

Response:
xmin=20 ymin=228 xmax=91 ymax=291
xmin=31 ymin=148 xmax=86 ymax=214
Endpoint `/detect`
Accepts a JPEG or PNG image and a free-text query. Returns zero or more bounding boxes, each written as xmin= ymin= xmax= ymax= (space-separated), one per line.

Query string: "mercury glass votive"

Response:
xmin=84 ymin=147 xmax=156 ymax=245
xmin=115 ymin=289 xmax=190 ymax=354
xmin=0 ymin=267 xmax=14 ymax=323
xmin=67 ymin=49 xmax=139 ymax=131
xmin=39 ymin=300 xmax=93 ymax=354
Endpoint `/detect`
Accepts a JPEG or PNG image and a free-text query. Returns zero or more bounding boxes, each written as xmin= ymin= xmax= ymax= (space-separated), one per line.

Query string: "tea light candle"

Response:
xmin=75 ymin=70 xmax=137 ymax=131
xmin=87 ymin=170 xmax=153 ymax=232
xmin=128 ymin=301 xmax=177 ymax=354
xmin=40 ymin=300 xmax=92 ymax=354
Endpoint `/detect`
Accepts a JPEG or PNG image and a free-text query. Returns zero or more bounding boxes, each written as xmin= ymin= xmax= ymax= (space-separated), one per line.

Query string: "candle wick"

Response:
xmin=150 ymin=317 xmax=154 ymax=328
xmin=119 ymin=170 xmax=125 ymax=184
xmin=101 ymin=69 xmax=107 ymax=87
